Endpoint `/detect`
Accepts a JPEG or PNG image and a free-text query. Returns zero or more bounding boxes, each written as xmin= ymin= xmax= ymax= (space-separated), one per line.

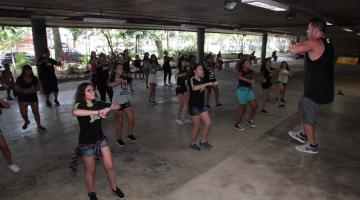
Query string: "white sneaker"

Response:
xmin=183 ymin=118 xmax=192 ymax=124
xmin=176 ymin=118 xmax=184 ymax=125
xmin=8 ymin=164 xmax=20 ymax=173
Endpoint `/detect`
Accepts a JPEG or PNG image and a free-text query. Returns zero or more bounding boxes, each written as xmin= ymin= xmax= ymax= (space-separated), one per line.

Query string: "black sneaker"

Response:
xmin=46 ymin=100 xmax=52 ymax=107
xmin=7 ymin=96 xmax=14 ymax=100
xmin=54 ymin=99 xmax=60 ymax=106
xmin=246 ymin=119 xmax=256 ymax=128
xmin=37 ymin=126 xmax=47 ymax=132
xmin=260 ymin=109 xmax=267 ymax=113
xmin=278 ymin=104 xmax=286 ymax=108
xmin=112 ymin=187 xmax=125 ymax=200
xmin=281 ymin=99 xmax=286 ymax=103
xmin=206 ymin=105 xmax=211 ymax=109
xmin=117 ymin=139 xmax=125 ymax=146
xmin=234 ymin=123 xmax=245 ymax=131
xmin=189 ymin=143 xmax=201 ymax=151
xmin=22 ymin=120 xmax=30 ymax=130
xmin=88 ymin=192 xmax=98 ymax=200
xmin=216 ymin=103 xmax=223 ymax=107
xmin=127 ymin=135 xmax=136 ymax=142
xmin=199 ymin=141 xmax=212 ymax=150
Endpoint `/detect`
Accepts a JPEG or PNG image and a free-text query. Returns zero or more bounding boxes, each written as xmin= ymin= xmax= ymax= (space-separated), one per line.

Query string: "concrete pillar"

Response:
xmin=31 ymin=18 xmax=47 ymax=66
xmin=31 ymin=18 xmax=47 ymax=93
xmin=197 ymin=28 xmax=205 ymax=63
xmin=261 ymin=32 xmax=268 ymax=63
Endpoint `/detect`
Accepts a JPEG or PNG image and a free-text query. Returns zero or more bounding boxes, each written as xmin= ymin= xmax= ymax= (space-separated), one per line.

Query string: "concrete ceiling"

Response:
xmin=0 ymin=0 xmax=359 ymax=38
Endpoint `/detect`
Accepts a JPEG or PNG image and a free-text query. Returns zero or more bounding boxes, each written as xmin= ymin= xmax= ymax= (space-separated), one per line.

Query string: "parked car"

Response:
xmin=61 ymin=48 xmax=83 ymax=63
xmin=0 ymin=52 xmax=36 ymax=66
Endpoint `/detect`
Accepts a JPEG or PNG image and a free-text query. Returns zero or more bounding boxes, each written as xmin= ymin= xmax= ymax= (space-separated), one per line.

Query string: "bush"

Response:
xmin=14 ymin=53 xmax=33 ymax=74
xmin=66 ymin=63 xmax=78 ymax=74
xmin=173 ymin=46 xmax=196 ymax=61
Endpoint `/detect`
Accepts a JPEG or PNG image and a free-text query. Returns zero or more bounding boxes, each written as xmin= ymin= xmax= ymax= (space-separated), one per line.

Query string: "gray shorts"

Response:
xmin=299 ymin=96 xmax=320 ymax=126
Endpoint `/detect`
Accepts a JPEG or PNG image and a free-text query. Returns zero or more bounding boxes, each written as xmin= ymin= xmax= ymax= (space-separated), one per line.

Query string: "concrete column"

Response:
xmin=197 ymin=28 xmax=205 ymax=63
xmin=261 ymin=32 xmax=268 ymax=63
xmin=31 ymin=18 xmax=47 ymax=93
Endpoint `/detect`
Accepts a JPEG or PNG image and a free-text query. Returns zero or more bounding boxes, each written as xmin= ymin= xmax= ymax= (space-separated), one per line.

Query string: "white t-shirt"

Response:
xmin=112 ymin=77 xmax=129 ymax=104
xmin=278 ymin=69 xmax=289 ymax=84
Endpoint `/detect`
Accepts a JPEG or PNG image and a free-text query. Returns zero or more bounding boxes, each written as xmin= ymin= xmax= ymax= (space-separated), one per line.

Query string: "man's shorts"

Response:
xmin=299 ymin=96 xmax=320 ymax=126
xmin=236 ymin=87 xmax=256 ymax=104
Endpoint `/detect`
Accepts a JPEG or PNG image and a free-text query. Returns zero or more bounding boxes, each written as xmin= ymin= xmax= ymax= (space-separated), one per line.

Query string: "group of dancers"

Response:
xmin=1 ymin=17 xmax=334 ymax=200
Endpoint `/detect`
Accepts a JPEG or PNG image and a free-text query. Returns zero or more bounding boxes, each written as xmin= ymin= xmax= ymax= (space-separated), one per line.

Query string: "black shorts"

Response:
xmin=42 ymin=81 xmax=59 ymax=95
xmin=261 ymin=82 xmax=272 ymax=89
xmin=116 ymin=101 xmax=132 ymax=112
xmin=176 ymin=86 xmax=188 ymax=95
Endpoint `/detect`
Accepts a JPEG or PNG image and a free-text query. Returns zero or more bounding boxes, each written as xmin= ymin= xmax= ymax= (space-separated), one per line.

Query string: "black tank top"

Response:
xmin=304 ymin=38 xmax=334 ymax=104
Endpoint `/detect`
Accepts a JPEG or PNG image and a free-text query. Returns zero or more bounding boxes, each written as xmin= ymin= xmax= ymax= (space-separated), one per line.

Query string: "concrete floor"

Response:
xmin=0 ymin=60 xmax=359 ymax=200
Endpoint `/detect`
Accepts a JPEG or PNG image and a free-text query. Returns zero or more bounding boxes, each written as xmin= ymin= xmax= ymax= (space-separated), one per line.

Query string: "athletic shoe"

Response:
xmin=54 ymin=99 xmax=60 ymax=106
xmin=117 ymin=139 xmax=125 ymax=146
xmin=22 ymin=120 xmax=30 ymax=130
xmin=37 ymin=126 xmax=47 ymax=132
xmin=112 ymin=187 xmax=125 ymax=200
xmin=295 ymin=143 xmax=319 ymax=154
xmin=288 ymin=131 xmax=307 ymax=144
xmin=88 ymin=192 xmax=98 ymax=200
xmin=246 ymin=119 xmax=256 ymax=128
xmin=151 ymin=101 xmax=158 ymax=105
xmin=168 ymin=82 xmax=173 ymax=85
xmin=216 ymin=103 xmax=223 ymax=107
xmin=127 ymin=135 xmax=136 ymax=142
xmin=183 ymin=118 xmax=192 ymax=124
xmin=260 ymin=109 xmax=267 ymax=113
xmin=278 ymin=104 xmax=286 ymax=108
xmin=234 ymin=123 xmax=245 ymax=131
xmin=8 ymin=164 xmax=20 ymax=173
xmin=199 ymin=141 xmax=213 ymax=150
xmin=281 ymin=99 xmax=286 ymax=103
xmin=189 ymin=143 xmax=201 ymax=151
xmin=206 ymin=105 xmax=211 ymax=109
xmin=46 ymin=100 xmax=52 ymax=107
xmin=176 ymin=118 xmax=184 ymax=125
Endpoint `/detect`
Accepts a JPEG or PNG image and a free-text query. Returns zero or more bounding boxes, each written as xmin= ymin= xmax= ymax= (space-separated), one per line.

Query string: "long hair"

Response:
xmin=237 ymin=58 xmax=250 ymax=72
xmin=20 ymin=65 xmax=34 ymax=78
xmin=109 ymin=63 xmax=122 ymax=81
xmin=74 ymin=82 xmax=93 ymax=106
xmin=143 ymin=52 xmax=150 ymax=62
xmin=260 ymin=57 xmax=272 ymax=73
xmin=280 ymin=61 xmax=290 ymax=70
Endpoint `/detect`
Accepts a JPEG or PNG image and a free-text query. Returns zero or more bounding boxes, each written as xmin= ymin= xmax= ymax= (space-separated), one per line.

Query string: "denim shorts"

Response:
xmin=80 ymin=139 xmax=109 ymax=157
xmin=299 ymin=96 xmax=320 ymax=126
xmin=236 ymin=87 xmax=256 ymax=104
xmin=189 ymin=106 xmax=209 ymax=116
xmin=116 ymin=101 xmax=132 ymax=112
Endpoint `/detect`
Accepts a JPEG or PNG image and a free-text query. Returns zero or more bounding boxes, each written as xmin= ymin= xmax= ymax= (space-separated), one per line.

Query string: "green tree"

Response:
xmin=0 ymin=26 xmax=26 ymax=67
xmin=69 ymin=28 xmax=88 ymax=48
xmin=52 ymin=27 xmax=62 ymax=60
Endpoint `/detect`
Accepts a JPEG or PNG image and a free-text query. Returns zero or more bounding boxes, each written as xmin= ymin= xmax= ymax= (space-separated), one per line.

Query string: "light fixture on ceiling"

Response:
xmin=286 ymin=9 xmax=296 ymax=20
xmin=357 ymin=33 xmax=360 ymax=36
xmin=326 ymin=22 xmax=333 ymax=26
xmin=225 ymin=0 xmax=239 ymax=10
xmin=241 ymin=0 xmax=289 ymax=11
xmin=83 ymin=18 xmax=127 ymax=24
xmin=343 ymin=27 xmax=353 ymax=32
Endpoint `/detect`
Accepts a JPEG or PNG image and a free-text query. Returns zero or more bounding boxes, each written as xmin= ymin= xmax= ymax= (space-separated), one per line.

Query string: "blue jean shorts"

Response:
xmin=80 ymin=139 xmax=109 ymax=157
xmin=189 ymin=106 xmax=209 ymax=116
xmin=236 ymin=87 xmax=256 ymax=104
